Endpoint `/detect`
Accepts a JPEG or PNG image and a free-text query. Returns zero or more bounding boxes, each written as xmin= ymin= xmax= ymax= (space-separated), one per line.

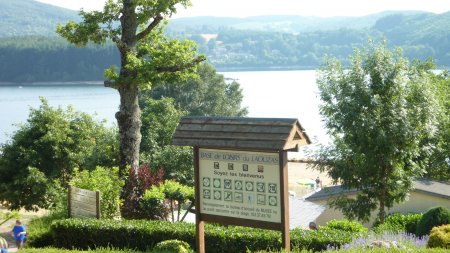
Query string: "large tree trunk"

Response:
xmin=378 ymin=166 xmax=388 ymax=224
xmin=116 ymin=0 xmax=140 ymax=177
xmin=116 ymin=85 xmax=141 ymax=178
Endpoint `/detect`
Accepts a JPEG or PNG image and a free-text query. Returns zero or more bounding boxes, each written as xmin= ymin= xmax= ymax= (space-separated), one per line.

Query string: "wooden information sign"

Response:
xmin=173 ymin=117 xmax=311 ymax=253
xmin=68 ymin=185 xmax=100 ymax=219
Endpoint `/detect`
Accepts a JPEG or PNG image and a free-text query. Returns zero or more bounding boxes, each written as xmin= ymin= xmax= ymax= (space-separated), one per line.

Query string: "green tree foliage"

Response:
xmin=313 ymin=42 xmax=440 ymax=223
xmin=0 ymin=99 xmax=118 ymax=210
xmin=142 ymin=63 xmax=248 ymax=116
xmin=57 ymin=0 xmax=205 ymax=178
xmin=140 ymin=97 xmax=184 ymax=156
xmin=139 ymin=64 xmax=247 ymax=185
xmin=70 ymin=167 xmax=124 ymax=219
xmin=0 ymin=210 xmax=19 ymax=226
xmin=425 ymin=70 xmax=450 ymax=180
xmin=150 ymin=146 xmax=194 ymax=185
xmin=138 ymin=98 xmax=193 ymax=185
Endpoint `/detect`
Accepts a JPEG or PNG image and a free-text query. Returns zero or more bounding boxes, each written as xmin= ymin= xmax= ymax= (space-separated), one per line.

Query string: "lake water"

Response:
xmin=0 ymin=70 xmax=327 ymax=150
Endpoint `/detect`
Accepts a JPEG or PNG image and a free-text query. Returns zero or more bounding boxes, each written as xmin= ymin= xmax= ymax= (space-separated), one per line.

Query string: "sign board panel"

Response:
xmin=68 ymin=186 xmax=100 ymax=219
xmin=199 ymin=148 xmax=281 ymax=223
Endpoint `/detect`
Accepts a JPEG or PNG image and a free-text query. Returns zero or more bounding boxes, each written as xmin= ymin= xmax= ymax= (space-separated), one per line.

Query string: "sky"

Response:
xmin=36 ymin=0 xmax=450 ymax=18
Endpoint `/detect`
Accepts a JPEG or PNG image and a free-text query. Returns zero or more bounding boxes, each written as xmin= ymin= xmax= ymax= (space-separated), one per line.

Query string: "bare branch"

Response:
xmin=111 ymin=35 xmax=128 ymax=52
xmin=135 ymin=14 xmax=164 ymax=41
xmin=104 ymin=80 xmax=114 ymax=88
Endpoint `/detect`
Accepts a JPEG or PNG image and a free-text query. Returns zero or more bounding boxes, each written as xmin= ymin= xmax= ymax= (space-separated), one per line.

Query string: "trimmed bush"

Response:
xmin=19 ymin=248 xmax=141 ymax=253
xmin=153 ymin=239 xmax=193 ymax=253
xmin=322 ymin=219 xmax=368 ymax=234
xmin=27 ymin=212 xmax=66 ymax=248
xmin=373 ymin=213 xmax=422 ymax=234
xmin=427 ymin=224 xmax=450 ymax=249
xmin=50 ymin=218 xmax=355 ymax=253
xmin=416 ymin=207 xmax=450 ymax=236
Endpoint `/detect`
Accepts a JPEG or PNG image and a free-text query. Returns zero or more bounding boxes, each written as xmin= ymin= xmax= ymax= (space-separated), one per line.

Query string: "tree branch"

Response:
xmin=135 ymin=14 xmax=164 ymax=41
xmin=104 ymin=80 xmax=114 ymax=88
xmin=156 ymin=56 xmax=205 ymax=73
xmin=111 ymin=35 xmax=128 ymax=52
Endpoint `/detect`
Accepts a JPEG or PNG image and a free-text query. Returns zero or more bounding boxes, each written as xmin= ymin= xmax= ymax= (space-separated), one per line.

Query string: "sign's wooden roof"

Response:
xmin=172 ymin=116 xmax=311 ymax=151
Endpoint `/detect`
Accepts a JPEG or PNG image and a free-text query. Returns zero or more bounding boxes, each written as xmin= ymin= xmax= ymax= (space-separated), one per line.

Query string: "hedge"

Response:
xmin=50 ymin=218 xmax=355 ymax=252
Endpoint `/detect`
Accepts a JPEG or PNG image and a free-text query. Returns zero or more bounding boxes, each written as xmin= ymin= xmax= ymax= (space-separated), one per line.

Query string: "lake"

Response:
xmin=0 ymin=70 xmax=327 ymax=151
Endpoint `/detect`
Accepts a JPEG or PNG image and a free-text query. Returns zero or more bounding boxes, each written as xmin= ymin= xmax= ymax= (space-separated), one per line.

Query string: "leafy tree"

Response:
xmin=142 ymin=63 xmax=248 ymax=116
xmin=139 ymin=98 xmax=193 ymax=185
xmin=425 ymin=70 xmax=450 ymax=180
xmin=140 ymin=97 xmax=184 ymax=156
xmin=57 ymin=0 xmax=205 ymax=178
xmin=0 ymin=99 xmax=117 ymax=210
xmin=139 ymin=64 xmax=247 ymax=185
xmin=313 ymin=42 xmax=440 ymax=223
xmin=151 ymin=145 xmax=194 ymax=185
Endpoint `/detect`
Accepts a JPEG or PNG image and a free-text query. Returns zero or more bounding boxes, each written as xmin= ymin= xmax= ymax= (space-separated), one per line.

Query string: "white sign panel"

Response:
xmin=199 ymin=148 xmax=281 ymax=223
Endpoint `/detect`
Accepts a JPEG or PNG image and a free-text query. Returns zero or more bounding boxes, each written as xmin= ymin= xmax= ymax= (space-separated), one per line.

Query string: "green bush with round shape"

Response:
xmin=153 ymin=239 xmax=192 ymax=253
xmin=416 ymin=207 xmax=450 ymax=236
xmin=427 ymin=224 xmax=450 ymax=249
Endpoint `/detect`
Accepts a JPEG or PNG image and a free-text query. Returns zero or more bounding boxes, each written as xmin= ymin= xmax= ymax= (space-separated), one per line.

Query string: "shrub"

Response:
xmin=0 ymin=99 xmax=118 ymax=211
xmin=373 ymin=212 xmax=422 ymax=234
xmin=427 ymin=224 xmax=450 ymax=249
xmin=141 ymin=180 xmax=194 ymax=222
xmin=19 ymin=248 xmax=142 ymax=253
xmin=27 ymin=212 xmax=66 ymax=248
xmin=70 ymin=166 xmax=124 ymax=219
xmin=153 ymin=239 xmax=193 ymax=253
xmin=322 ymin=219 xmax=368 ymax=234
xmin=416 ymin=207 xmax=450 ymax=236
xmin=50 ymin=218 xmax=355 ymax=253
xmin=120 ymin=164 xmax=164 ymax=219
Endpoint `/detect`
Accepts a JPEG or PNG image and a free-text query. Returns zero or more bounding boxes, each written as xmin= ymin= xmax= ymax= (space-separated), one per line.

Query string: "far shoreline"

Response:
xmin=0 ymin=81 xmax=104 ymax=86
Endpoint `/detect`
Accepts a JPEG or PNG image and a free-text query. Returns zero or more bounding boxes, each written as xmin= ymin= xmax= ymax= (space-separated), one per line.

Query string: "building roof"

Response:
xmin=414 ymin=179 xmax=450 ymax=200
xmin=172 ymin=116 xmax=311 ymax=151
xmin=305 ymin=179 xmax=450 ymax=201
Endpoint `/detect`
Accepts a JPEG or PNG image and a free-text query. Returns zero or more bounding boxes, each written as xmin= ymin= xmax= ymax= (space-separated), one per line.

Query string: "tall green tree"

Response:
xmin=313 ymin=42 xmax=440 ymax=223
xmin=425 ymin=70 xmax=450 ymax=180
xmin=57 ymin=0 xmax=204 ymax=177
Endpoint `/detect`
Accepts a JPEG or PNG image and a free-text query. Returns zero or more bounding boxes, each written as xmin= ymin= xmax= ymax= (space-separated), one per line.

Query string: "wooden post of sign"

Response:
xmin=280 ymin=151 xmax=290 ymax=252
xmin=96 ymin=190 xmax=101 ymax=219
xmin=68 ymin=185 xmax=72 ymax=218
xmin=194 ymin=147 xmax=205 ymax=253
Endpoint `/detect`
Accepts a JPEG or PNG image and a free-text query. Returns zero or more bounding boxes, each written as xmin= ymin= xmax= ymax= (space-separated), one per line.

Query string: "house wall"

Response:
xmin=311 ymin=191 xmax=450 ymax=227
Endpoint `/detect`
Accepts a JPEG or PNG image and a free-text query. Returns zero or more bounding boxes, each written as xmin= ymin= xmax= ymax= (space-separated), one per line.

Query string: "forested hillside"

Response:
xmin=0 ymin=0 xmax=79 ymax=37
xmin=0 ymin=0 xmax=449 ymax=82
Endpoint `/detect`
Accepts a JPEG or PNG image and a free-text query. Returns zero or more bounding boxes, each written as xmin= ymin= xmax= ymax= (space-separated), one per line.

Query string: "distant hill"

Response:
xmin=0 ymin=0 xmax=432 ymax=37
xmin=0 ymin=0 xmax=79 ymax=37
xmin=0 ymin=0 xmax=449 ymax=82
xmin=168 ymin=11 xmax=426 ymax=34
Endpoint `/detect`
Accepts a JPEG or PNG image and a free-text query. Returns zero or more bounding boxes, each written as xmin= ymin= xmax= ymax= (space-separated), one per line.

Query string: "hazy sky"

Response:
xmin=37 ymin=0 xmax=450 ymax=18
